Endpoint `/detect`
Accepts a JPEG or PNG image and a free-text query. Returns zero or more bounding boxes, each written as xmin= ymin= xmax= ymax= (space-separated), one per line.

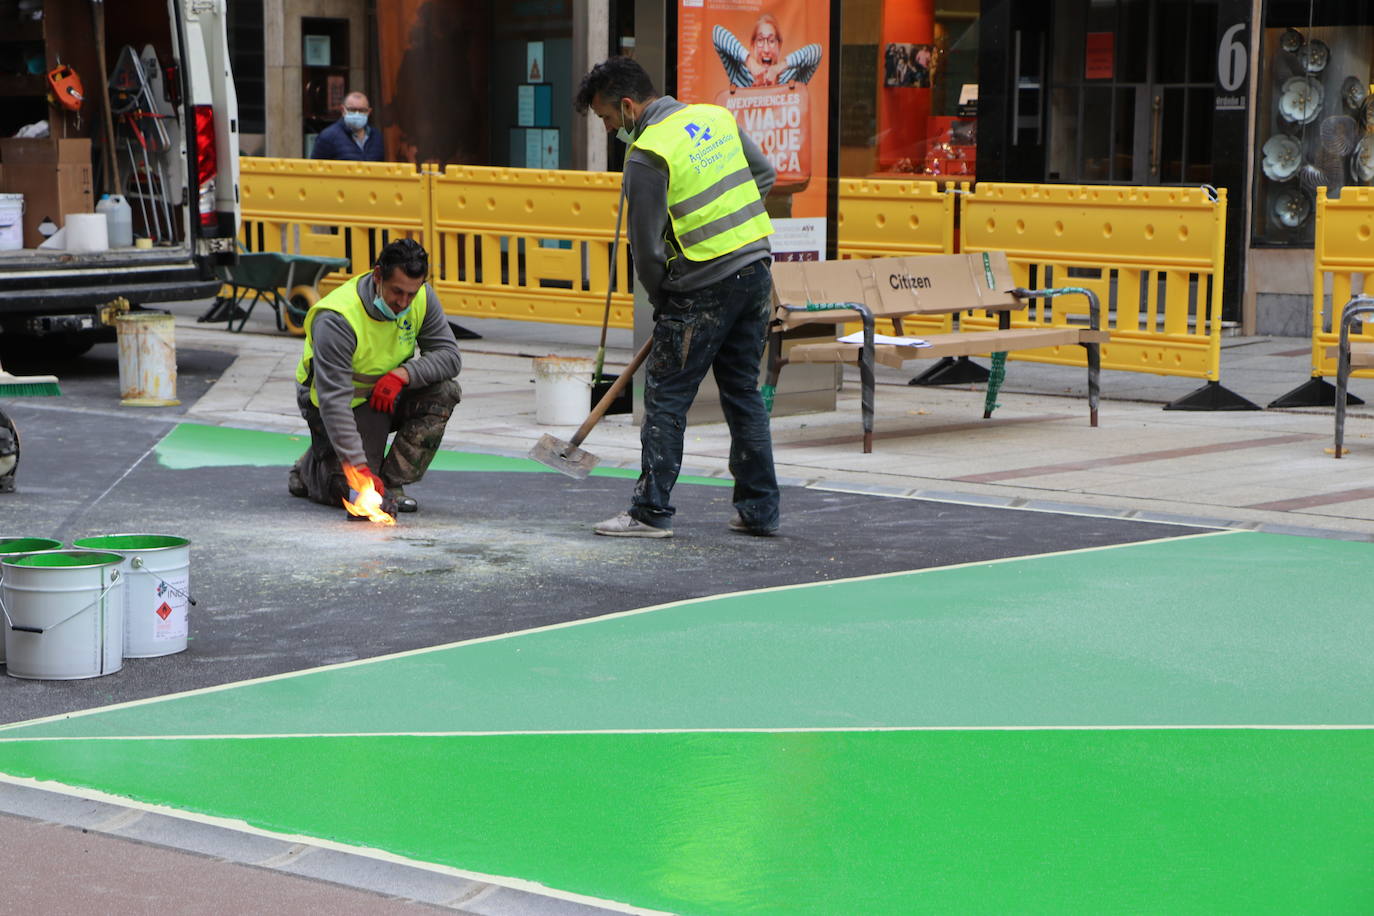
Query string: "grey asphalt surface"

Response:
xmin=0 ymin=339 xmax=1204 ymax=724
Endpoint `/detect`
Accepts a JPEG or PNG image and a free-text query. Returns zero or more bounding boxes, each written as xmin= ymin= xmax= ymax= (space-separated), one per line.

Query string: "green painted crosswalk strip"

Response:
xmin=0 ymin=729 xmax=1370 ymax=913
xmin=151 ymin=422 xmax=728 ymax=484
xmin=3 ymin=531 xmax=1370 ymax=742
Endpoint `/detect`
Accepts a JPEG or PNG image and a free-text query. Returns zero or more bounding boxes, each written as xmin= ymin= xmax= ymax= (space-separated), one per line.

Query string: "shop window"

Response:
xmin=1252 ymin=4 xmax=1374 ymax=246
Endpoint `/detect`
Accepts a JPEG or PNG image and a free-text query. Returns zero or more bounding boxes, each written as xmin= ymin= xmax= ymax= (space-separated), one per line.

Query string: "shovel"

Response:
xmin=528 ymin=336 xmax=652 ymax=479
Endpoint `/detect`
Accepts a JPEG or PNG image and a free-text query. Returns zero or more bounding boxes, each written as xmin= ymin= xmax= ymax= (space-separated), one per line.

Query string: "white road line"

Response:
xmin=0 ymin=772 xmax=670 ymax=916
xmin=3 ymin=722 xmax=1372 ymax=742
xmin=0 ymin=528 xmax=1244 ymax=734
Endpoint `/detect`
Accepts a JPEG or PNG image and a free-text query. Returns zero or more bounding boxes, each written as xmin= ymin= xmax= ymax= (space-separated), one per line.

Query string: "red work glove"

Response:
xmin=356 ymin=465 xmax=385 ymax=494
xmin=369 ymin=370 xmax=406 ymax=413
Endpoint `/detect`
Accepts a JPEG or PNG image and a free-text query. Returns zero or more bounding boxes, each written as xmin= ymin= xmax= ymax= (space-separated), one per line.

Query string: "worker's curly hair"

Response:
xmin=574 ymin=57 xmax=656 ymax=114
xmin=376 ymin=238 xmax=428 ymax=282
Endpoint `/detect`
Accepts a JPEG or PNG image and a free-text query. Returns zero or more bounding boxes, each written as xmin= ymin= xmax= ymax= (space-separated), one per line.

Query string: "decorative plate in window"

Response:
xmin=1352 ymin=135 xmax=1374 ymax=184
xmin=1279 ymin=76 xmax=1323 ymax=125
xmin=1262 ymin=134 xmax=1303 ymax=182
xmin=1302 ymin=39 xmax=1329 ymax=74
xmin=1271 ymin=188 xmax=1311 ymax=229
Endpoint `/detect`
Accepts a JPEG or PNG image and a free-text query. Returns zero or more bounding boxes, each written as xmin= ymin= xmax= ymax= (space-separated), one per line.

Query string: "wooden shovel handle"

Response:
xmin=569 ymin=336 xmax=653 ymax=449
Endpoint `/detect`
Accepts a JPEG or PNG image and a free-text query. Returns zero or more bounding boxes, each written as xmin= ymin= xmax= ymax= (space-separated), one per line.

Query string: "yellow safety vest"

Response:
xmin=295 ymin=273 xmax=427 ymax=408
xmin=631 ymin=103 xmax=772 ymax=261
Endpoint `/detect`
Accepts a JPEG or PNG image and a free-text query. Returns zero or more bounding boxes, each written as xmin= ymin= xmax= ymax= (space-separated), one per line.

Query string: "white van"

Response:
xmin=0 ymin=0 xmax=239 ymax=359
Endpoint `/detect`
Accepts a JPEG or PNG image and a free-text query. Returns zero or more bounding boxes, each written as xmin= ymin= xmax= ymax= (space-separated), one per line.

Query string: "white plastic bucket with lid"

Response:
xmin=71 ymin=534 xmax=191 ymax=658
xmin=1 ymin=550 xmax=125 ymax=680
xmin=533 ymin=356 xmax=594 ymax=425
xmin=0 ymin=193 xmax=23 ymax=250
xmin=0 ymin=537 xmax=64 ymax=665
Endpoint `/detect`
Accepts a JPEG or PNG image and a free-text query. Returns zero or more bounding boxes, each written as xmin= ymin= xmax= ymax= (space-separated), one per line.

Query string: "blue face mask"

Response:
xmin=343 ymin=111 xmax=368 ymax=131
xmin=372 ymin=295 xmax=410 ymax=322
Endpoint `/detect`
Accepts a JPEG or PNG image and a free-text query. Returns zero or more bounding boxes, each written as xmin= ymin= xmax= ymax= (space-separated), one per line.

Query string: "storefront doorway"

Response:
xmin=1047 ymin=0 xmax=1218 ymax=186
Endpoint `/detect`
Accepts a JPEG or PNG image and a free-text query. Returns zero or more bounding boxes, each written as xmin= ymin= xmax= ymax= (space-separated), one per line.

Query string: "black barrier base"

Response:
xmin=908 ymin=356 xmax=990 ymax=387
xmin=1164 ymin=381 xmax=1262 ymax=411
xmin=1267 ymin=377 xmax=1364 ymax=408
xmin=448 ymin=321 xmax=483 ymax=341
xmin=591 ymin=374 xmax=633 ymax=415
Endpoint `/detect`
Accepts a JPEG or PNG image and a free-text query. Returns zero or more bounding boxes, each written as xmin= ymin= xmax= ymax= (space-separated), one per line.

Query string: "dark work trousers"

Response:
xmin=293 ymin=379 xmax=461 ymax=506
xmin=631 ymin=258 xmax=780 ymax=530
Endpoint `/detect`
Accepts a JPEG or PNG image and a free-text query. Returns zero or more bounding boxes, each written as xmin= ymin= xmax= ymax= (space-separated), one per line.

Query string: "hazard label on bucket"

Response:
xmin=155 ymin=602 xmax=172 ymax=620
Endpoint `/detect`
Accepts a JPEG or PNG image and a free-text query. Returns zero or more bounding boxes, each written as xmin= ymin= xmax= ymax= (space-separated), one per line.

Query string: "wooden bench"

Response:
xmin=1331 ymin=296 xmax=1374 ymax=457
xmin=765 ymin=253 xmax=1109 ymax=452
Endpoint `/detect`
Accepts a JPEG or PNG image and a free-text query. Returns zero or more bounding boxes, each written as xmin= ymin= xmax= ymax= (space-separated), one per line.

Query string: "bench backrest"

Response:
xmin=771 ymin=252 xmax=1019 ymax=329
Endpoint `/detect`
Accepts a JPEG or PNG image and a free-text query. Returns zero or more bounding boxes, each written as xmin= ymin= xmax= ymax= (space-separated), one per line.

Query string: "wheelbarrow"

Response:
xmin=199 ymin=251 xmax=351 ymax=335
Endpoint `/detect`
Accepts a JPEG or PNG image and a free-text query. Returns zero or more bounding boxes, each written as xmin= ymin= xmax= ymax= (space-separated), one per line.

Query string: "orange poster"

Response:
xmin=678 ymin=0 xmax=831 ymax=258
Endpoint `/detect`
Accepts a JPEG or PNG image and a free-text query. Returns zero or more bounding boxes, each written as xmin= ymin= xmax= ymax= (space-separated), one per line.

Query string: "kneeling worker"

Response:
xmin=290 ymin=238 xmax=462 ymax=515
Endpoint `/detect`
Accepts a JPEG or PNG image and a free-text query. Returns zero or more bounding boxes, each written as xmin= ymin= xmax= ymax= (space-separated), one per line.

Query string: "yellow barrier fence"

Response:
xmin=428 ymin=166 xmax=632 ymax=327
xmin=1305 ymin=187 xmax=1374 ymax=384
xmin=238 ymin=158 xmax=428 ymax=298
xmin=959 ymin=183 xmax=1234 ymax=405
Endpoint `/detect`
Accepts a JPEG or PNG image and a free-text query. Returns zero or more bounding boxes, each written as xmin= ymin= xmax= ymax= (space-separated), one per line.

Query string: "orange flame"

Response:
xmin=341 ymin=463 xmax=396 ymax=525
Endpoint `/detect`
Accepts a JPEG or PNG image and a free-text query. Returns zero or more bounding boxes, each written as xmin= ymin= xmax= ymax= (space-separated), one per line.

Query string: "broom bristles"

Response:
xmin=0 ymin=368 xmax=61 ymax=397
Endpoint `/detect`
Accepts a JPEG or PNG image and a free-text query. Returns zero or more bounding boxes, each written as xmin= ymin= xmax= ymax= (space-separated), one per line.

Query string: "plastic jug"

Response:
xmin=97 ymin=194 xmax=133 ymax=248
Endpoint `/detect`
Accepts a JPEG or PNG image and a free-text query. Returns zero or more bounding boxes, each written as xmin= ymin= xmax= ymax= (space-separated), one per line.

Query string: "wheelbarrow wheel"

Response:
xmin=284 ymin=285 xmax=318 ymax=337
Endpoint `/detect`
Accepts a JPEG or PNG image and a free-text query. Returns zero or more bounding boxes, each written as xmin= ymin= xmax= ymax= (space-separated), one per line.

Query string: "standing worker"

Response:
xmin=290 ymin=238 xmax=462 ymax=515
xmin=574 ymin=57 xmax=780 ymax=538
xmin=310 ymin=90 xmax=384 ymax=161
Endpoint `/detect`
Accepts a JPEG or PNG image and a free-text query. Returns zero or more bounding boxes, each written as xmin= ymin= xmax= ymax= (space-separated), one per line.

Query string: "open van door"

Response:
xmin=177 ymin=0 xmax=239 ymax=252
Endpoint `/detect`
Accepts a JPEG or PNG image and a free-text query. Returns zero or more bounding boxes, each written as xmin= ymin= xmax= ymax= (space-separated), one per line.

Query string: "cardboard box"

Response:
xmin=1 ymin=161 xmax=95 ymax=248
xmin=0 ymin=137 xmax=91 ymax=167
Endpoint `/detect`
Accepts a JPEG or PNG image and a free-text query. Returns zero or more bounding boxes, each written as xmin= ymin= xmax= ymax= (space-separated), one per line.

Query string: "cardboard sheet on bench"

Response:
xmin=771 ymin=253 xmax=1020 ymax=328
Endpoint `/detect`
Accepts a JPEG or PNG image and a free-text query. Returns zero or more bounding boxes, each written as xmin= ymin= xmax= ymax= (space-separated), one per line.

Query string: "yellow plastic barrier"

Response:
xmin=238 ymin=158 xmax=428 ymax=297
xmin=960 ymin=183 xmax=1229 ymax=388
xmin=1309 ymin=187 xmax=1374 ymax=381
xmin=428 ymin=166 xmax=632 ymax=327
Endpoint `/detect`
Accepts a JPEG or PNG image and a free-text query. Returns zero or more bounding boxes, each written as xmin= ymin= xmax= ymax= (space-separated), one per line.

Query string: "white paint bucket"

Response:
xmin=71 ymin=534 xmax=191 ymax=658
xmin=0 ymin=194 xmax=23 ymax=250
xmin=533 ymin=356 xmax=593 ymax=425
xmin=1 ymin=550 xmax=124 ymax=680
xmin=115 ymin=313 xmax=180 ymax=407
xmin=0 ymin=538 xmax=64 ymax=666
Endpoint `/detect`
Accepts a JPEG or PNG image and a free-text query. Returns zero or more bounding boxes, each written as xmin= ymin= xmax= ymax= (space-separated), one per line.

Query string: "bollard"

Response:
xmin=115 ymin=313 xmax=180 ymax=407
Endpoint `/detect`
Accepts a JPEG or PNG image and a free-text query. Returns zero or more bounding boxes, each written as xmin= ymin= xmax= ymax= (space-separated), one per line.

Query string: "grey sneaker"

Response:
xmin=389 ymin=485 xmax=418 ymax=513
xmin=729 ymin=513 xmax=777 ymax=536
xmin=594 ymin=512 xmax=672 ymax=538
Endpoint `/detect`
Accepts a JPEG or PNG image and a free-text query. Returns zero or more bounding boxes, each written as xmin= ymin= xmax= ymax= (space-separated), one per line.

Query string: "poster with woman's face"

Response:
xmin=677 ymin=0 xmax=830 ymax=226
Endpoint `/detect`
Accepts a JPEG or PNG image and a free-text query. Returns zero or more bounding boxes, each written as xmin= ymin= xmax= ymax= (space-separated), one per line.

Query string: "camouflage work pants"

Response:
xmin=292 ymin=379 xmax=461 ymax=506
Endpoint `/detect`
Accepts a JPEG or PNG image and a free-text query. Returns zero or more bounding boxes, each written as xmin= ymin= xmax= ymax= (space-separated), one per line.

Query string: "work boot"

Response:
xmin=390 ymin=485 xmax=418 ymax=513
xmin=593 ymin=512 xmax=672 ymax=538
xmin=287 ymin=465 xmax=308 ymax=498
xmin=728 ymin=512 xmax=777 ymax=537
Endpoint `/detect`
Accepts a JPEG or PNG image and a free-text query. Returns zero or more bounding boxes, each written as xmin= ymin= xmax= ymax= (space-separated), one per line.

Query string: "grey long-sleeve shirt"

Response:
xmin=304 ymin=272 xmax=462 ymax=468
xmin=624 ymin=96 xmax=776 ymax=311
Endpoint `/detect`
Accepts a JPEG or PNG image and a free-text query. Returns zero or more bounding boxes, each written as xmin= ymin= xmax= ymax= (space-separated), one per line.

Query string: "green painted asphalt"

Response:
xmin=152 ymin=422 xmax=728 ymax=484
xmin=0 ymin=730 xmax=1370 ymax=913
xmin=3 ymin=531 xmax=1371 ymax=741
xmin=2 ymin=529 xmax=1371 ymax=913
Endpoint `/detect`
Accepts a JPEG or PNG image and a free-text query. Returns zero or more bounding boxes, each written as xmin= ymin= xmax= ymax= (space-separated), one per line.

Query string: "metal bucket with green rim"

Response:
xmin=1 ymin=550 xmax=125 ymax=679
xmin=0 ymin=537 xmax=65 ymax=666
xmin=71 ymin=534 xmax=191 ymax=658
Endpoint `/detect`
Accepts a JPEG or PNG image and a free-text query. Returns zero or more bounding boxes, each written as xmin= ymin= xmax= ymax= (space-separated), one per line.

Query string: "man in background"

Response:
xmin=311 ymin=90 xmax=384 ymax=161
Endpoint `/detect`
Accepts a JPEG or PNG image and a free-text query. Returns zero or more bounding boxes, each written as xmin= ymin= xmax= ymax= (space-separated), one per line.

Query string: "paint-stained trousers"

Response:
xmin=293 ymin=379 xmax=462 ymax=506
xmin=631 ymin=258 xmax=780 ymax=530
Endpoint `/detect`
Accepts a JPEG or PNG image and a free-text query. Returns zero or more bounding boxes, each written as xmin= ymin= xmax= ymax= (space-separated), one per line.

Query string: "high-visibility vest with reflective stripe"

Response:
xmin=295 ymin=273 xmax=427 ymax=408
xmin=631 ymin=104 xmax=772 ymax=261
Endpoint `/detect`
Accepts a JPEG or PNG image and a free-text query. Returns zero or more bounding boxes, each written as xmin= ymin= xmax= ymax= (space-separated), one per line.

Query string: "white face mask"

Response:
xmin=615 ymin=102 xmax=635 ymax=145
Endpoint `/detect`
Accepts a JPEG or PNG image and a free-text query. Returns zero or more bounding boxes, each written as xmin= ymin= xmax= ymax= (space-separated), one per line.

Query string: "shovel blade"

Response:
xmin=528 ymin=433 xmax=601 ymax=479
